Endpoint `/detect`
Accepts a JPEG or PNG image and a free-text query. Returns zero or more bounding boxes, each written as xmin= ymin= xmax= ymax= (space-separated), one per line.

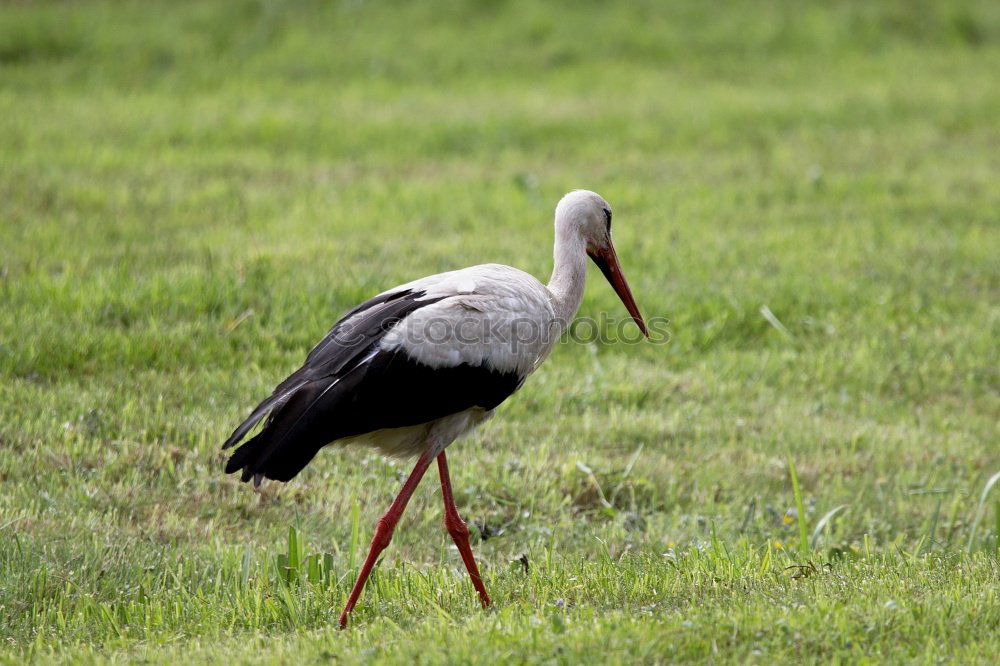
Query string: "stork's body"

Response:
xmin=222 ymin=190 xmax=647 ymax=627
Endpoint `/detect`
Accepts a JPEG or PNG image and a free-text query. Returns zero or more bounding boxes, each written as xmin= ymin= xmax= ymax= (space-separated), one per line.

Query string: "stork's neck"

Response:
xmin=547 ymin=229 xmax=587 ymax=333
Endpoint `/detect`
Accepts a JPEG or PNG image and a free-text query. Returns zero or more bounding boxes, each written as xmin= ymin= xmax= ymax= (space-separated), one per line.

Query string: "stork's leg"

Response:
xmin=437 ymin=451 xmax=491 ymax=607
xmin=338 ymin=448 xmax=435 ymax=629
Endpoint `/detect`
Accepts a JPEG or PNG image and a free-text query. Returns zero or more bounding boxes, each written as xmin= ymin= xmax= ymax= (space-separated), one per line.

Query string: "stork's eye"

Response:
xmin=602 ymin=208 xmax=612 ymax=233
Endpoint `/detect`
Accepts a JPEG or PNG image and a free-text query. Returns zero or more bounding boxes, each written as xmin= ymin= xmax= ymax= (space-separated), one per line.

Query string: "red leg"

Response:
xmin=437 ymin=451 xmax=491 ymax=608
xmin=338 ymin=448 xmax=435 ymax=628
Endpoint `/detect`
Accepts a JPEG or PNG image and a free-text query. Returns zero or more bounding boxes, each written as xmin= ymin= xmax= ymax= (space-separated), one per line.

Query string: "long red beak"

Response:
xmin=589 ymin=242 xmax=649 ymax=338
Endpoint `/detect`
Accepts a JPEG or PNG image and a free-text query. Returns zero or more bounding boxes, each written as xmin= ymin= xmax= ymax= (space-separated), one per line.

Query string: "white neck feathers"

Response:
xmin=546 ymin=222 xmax=587 ymax=334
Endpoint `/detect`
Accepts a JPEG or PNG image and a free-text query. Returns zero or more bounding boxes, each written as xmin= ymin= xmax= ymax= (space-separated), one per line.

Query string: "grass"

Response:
xmin=1 ymin=0 xmax=998 ymax=662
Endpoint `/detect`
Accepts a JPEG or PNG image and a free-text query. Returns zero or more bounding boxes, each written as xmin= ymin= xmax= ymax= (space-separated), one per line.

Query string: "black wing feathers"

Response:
xmin=222 ymin=289 xmax=522 ymax=485
xmin=222 ymin=289 xmax=433 ymax=451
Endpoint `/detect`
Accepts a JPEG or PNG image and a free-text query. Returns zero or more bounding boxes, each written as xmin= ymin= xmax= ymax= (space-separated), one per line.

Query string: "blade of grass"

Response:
xmin=966 ymin=470 xmax=1000 ymax=554
xmin=761 ymin=305 xmax=793 ymax=340
xmin=810 ymin=505 xmax=848 ymax=549
xmin=787 ymin=457 xmax=809 ymax=555
xmin=576 ymin=461 xmax=613 ymax=511
xmin=287 ymin=526 xmax=299 ymax=583
xmin=994 ymin=500 xmax=1000 ymax=555
xmin=348 ymin=500 xmax=361 ymax=574
xmin=919 ymin=494 xmax=944 ymax=556
xmin=609 ymin=444 xmax=644 ymax=507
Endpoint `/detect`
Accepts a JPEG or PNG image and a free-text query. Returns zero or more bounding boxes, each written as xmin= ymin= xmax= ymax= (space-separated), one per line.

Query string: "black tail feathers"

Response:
xmin=222 ymin=383 xmax=328 ymax=486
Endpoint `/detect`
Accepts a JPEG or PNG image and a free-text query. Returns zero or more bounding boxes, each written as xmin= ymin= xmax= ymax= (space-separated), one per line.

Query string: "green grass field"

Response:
xmin=2 ymin=0 xmax=999 ymax=662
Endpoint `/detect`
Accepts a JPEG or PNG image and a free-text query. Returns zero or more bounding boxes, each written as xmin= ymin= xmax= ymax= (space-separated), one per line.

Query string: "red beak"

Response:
xmin=589 ymin=242 xmax=649 ymax=338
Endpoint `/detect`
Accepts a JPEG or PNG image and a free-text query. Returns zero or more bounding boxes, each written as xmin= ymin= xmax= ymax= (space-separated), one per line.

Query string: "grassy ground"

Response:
xmin=2 ymin=0 xmax=999 ymax=663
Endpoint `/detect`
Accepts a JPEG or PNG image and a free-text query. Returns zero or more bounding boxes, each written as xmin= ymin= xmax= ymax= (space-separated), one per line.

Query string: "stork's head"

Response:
xmin=555 ymin=190 xmax=649 ymax=338
xmin=554 ymin=189 xmax=614 ymax=249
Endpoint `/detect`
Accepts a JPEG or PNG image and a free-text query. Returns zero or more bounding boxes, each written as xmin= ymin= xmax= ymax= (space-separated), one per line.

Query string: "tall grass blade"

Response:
xmin=919 ymin=496 xmax=942 ymax=556
xmin=323 ymin=552 xmax=335 ymax=586
xmin=287 ymin=526 xmax=300 ymax=583
xmin=810 ymin=504 xmax=848 ymax=549
xmin=348 ymin=501 xmax=361 ymax=574
xmin=994 ymin=500 xmax=999 ymax=555
xmin=760 ymin=305 xmax=793 ymax=340
xmin=787 ymin=457 xmax=809 ymax=555
xmin=610 ymin=444 xmax=644 ymax=506
xmin=966 ymin=470 xmax=1000 ymax=554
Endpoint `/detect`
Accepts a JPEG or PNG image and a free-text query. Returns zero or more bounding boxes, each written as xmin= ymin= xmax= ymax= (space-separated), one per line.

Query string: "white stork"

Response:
xmin=222 ymin=190 xmax=648 ymax=627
